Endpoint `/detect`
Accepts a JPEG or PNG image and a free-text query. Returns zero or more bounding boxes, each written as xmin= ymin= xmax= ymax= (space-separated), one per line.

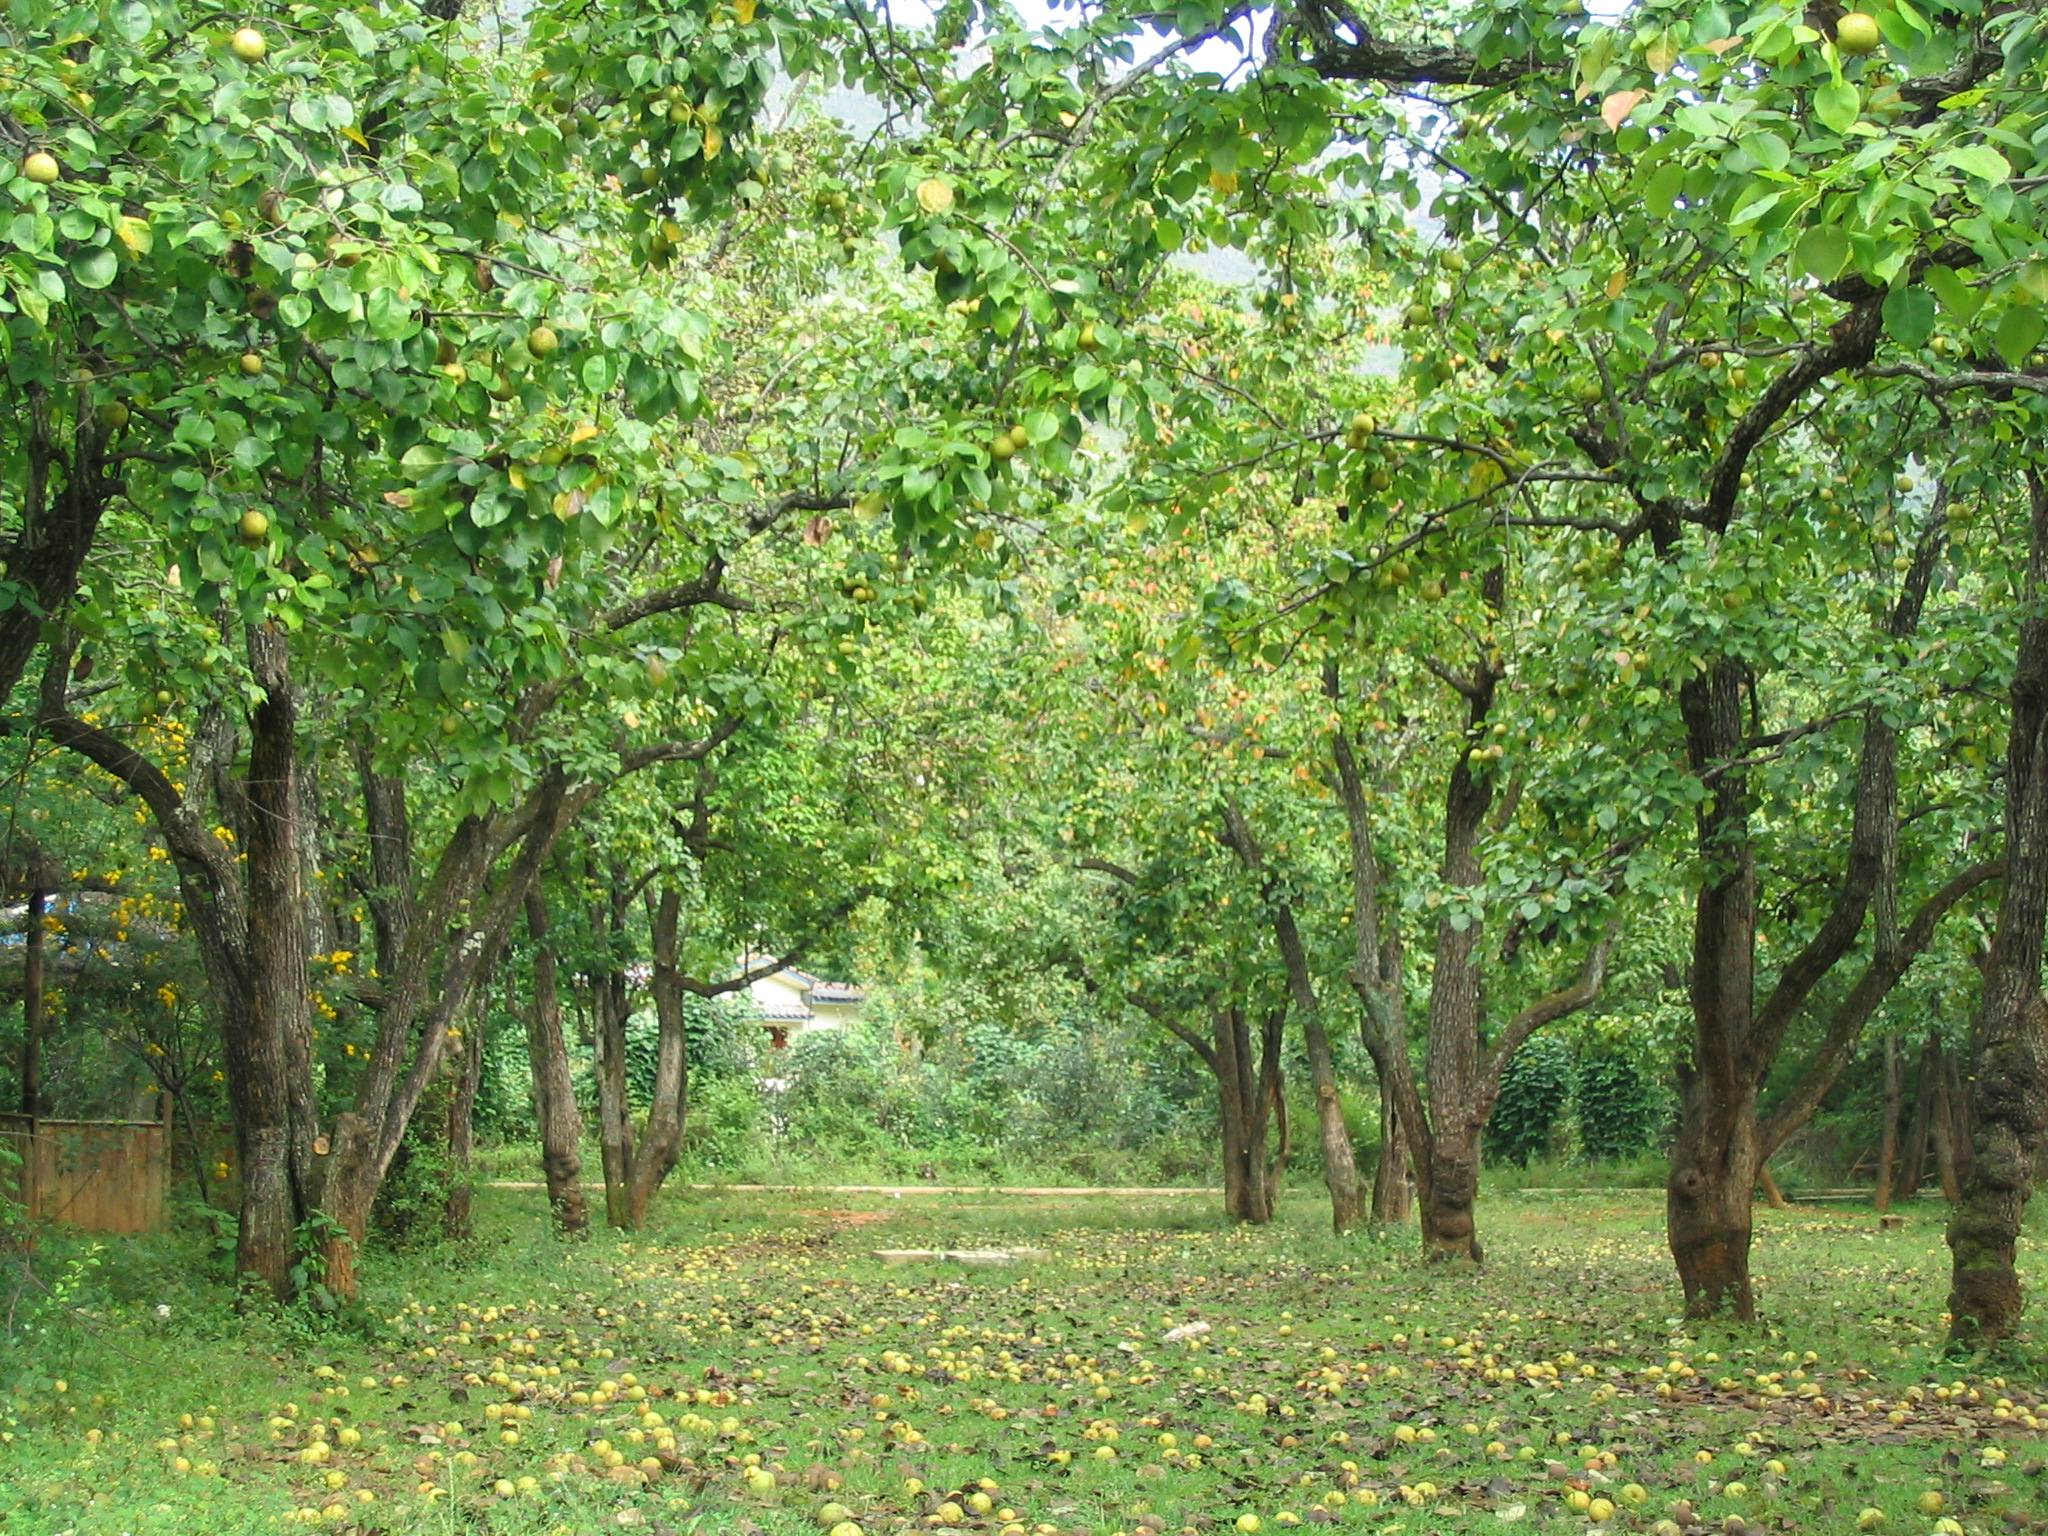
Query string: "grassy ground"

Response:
xmin=2 ymin=1187 xmax=2044 ymax=1536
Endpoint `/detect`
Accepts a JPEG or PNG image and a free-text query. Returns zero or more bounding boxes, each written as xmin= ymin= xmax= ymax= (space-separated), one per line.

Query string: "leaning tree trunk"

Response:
xmin=524 ymin=886 xmax=588 ymax=1233
xmin=1949 ymin=472 xmax=2048 ymax=1343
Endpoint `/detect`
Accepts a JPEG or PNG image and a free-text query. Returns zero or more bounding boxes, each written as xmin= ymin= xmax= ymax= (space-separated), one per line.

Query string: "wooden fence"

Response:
xmin=0 ymin=1097 xmax=172 ymax=1234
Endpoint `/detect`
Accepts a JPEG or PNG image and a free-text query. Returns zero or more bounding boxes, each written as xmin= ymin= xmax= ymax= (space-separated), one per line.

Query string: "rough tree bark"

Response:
xmin=1947 ymin=470 xmax=2048 ymax=1343
xmin=1220 ymin=801 xmax=1364 ymax=1233
xmin=237 ymin=622 xmax=316 ymax=1293
xmin=523 ymin=885 xmax=588 ymax=1233
xmin=589 ymin=865 xmax=636 ymax=1230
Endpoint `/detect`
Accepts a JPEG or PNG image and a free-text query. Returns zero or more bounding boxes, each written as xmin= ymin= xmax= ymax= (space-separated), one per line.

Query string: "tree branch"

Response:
xmin=1759 ymin=858 xmax=2005 ymax=1159
xmin=1481 ymin=921 xmax=1619 ymax=1081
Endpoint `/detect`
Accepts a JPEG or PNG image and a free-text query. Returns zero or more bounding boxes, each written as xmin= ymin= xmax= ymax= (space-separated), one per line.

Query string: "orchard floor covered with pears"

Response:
xmin=3 ymin=1189 xmax=2043 ymax=1536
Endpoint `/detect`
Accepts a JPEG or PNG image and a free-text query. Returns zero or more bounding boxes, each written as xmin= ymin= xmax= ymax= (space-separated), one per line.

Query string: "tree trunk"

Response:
xmin=1420 ymin=1127 xmax=1484 ymax=1260
xmin=1932 ymin=1053 xmax=1963 ymax=1204
xmin=19 ymin=882 xmax=47 ymax=1117
xmin=524 ymin=886 xmax=587 ymax=1233
xmin=1669 ymin=1065 xmax=1761 ymax=1320
xmin=1901 ymin=1034 xmax=1939 ymax=1198
xmin=443 ymin=1007 xmax=483 ymax=1242
xmin=1670 ymin=656 xmax=1762 ymax=1321
xmin=235 ymin=623 xmax=313 ymax=1299
xmin=1300 ymin=1008 xmax=1361 ymax=1233
xmin=1212 ymin=1005 xmax=1278 ymax=1223
xmin=623 ymin=886 xmax=691 ymax=1227
xmin=592 ymin=962 xmax=633 ymax=1230
xmin=1758 ymin=1163 xmax=1789 ymax=1210
xmin=1874 ymin=1034 xmax=1903 ymax=1213
xmin=1219 ymin=801 xmax=1363 ymax=1233
xmin=1372 ymin=1079 xmax=1412 ymax=1226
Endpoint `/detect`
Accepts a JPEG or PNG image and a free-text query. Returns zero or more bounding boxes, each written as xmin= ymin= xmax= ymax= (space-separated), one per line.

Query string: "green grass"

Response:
xmin=2 ymin=1187 xmax=2045 ymax=1536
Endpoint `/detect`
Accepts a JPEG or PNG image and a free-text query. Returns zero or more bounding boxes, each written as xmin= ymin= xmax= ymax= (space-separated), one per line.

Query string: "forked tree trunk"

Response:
xmin=1875 ymin=1035 xmax=1903 ymax=1213
xmin=1220 ymin=801 xmax=1364 ymax=1233
xmin=524 ymin=886 xmax=587 ymax=1233
xmin=1944 ymin=665 xmax=2048 ymax=1329
xmin=1189 ymin=1002 xmax=1282 ymax=1225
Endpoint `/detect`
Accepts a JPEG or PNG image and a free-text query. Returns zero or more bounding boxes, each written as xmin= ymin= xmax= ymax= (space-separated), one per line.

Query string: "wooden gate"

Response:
xmin=0 ymin=1097 xmax=172 ymax=1234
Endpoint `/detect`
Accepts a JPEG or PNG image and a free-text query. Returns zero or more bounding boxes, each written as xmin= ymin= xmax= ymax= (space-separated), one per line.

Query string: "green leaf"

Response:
xmin=365 ymin=286 xmax=416 ymax=340
xmin=1073 ymin=363 xmax=1108 ymax=392
xmin=71 ymin=247 xmax=118 ymax=290
xmin=1746 ymin=132 xmax=1790 ymax=172
xmin=1925 ymin=265 xmax=1982 ymax=321
xmin=1881 ymin=285 xmax=1936 ymax=349
xmin=1814 ymin=79 xmax=1860 ymax=134
xmin=1938 ymin=145 xmax=2010 ymax=183
xmin=1643 ymin=162 xmax=1685 ymax=218
xmin=1793 ymin=226 xmax=1851 ymax=282
xmin=112 ymin=0 xmax=152 ymax=41
xmin=1994 ymin=305 xmax=2044 ymax=369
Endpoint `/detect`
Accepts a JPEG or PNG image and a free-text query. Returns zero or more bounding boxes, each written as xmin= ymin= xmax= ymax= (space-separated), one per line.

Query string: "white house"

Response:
xmin=744 ymin=961 xmax=865 ymax=1051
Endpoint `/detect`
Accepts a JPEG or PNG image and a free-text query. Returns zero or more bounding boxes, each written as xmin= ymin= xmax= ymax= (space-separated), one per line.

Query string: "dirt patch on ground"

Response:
xmin=805 ymin=1209 xmax=892 ymax=1226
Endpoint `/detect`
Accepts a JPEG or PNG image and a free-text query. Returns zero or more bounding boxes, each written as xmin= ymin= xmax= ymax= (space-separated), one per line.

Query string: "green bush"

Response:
xmin=1487 ymin=1034 xmax=1576 ymax=1167
xmin=1574 ymin=1049 xmax=1665 ymax=1163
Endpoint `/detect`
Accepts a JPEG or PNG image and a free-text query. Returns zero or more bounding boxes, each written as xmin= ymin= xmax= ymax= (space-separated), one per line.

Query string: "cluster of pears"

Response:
xmin=1343 ymin=414 xmax=1402 ymax=492
xmin=989 ymin=423 xmax=1031 ymax=462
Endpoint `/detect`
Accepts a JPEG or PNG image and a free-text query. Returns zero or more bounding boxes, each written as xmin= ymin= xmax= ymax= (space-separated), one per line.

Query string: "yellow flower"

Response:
xmin=158 ymin=985 xmax=179 ymax=1007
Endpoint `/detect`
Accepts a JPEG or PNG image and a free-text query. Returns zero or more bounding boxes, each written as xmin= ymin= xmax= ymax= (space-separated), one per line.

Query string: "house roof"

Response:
xmin=756 ymin=1003 xmax=815 ymax=1023
xmin=739 ymin=956 xmax=865 ymax=1009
